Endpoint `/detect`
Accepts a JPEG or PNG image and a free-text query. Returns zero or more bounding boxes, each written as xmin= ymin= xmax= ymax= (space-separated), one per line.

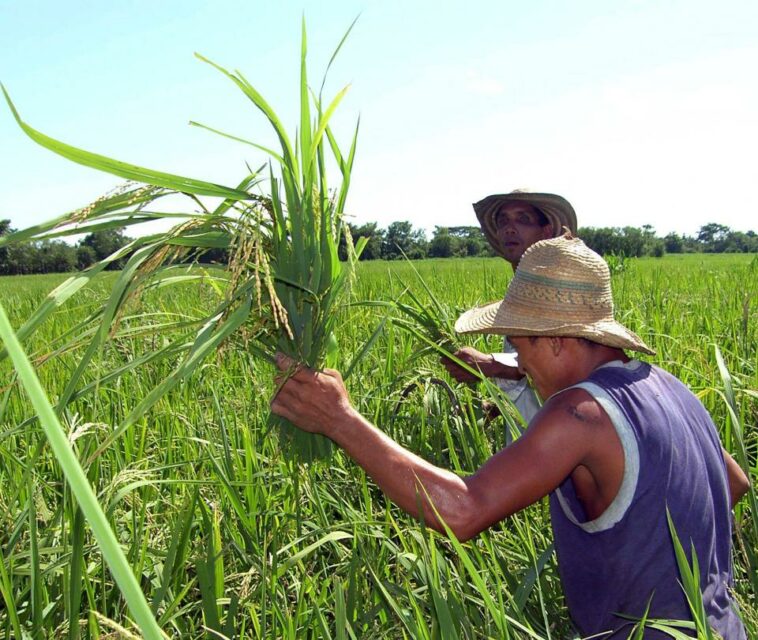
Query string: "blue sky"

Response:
xmin=2 ymin=0 xmax=757 ymax=237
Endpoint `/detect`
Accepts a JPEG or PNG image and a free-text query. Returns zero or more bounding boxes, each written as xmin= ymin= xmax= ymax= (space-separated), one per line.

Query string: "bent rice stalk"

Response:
xmin=1 ymin=19 xmax=363 ymax=462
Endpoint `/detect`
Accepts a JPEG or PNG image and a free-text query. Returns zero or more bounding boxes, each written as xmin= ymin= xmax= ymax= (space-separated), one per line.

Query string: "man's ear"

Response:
xmin=541 ymin=224 xmax=554 ymax=240
xmin=549 ymin=336 xmax=563 ymax=355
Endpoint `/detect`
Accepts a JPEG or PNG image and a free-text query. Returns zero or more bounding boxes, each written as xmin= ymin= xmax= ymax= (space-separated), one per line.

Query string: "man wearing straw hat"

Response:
xmin=272 ymin=235 xmax=749 ymax=638
xmin=441 ymin=190 xmax=578 ymax=424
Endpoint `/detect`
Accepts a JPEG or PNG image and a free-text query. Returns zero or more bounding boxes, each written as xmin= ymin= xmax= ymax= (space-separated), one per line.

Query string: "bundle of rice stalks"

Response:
xmin=1 ymin=20 xmax=363 ymax=461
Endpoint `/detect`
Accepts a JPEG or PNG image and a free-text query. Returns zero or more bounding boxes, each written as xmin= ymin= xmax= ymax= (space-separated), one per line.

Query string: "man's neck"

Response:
xmin=544 ymin=343 xmax=630 ymax=399
xmin=578 ymin=346 xmax=630 ymax=379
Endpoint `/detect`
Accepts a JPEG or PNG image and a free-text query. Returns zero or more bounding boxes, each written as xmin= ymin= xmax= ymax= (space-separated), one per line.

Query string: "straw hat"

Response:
xmin=455 ymin=235 xmax=655 ymax=355
xmin=474 ymin=190 xmax=578 ymax=259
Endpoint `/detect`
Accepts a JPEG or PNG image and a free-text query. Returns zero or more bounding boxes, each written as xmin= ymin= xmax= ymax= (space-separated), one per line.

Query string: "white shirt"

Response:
xmin=492 ymin=338 xmax=542 ymax=426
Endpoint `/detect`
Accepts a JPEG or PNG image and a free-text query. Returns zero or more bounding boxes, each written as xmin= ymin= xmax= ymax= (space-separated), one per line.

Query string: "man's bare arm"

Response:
xmin=271 ymin=355 xmax=598 ymax=541
xmin=722 ymin=447 xmax=750 ymax=508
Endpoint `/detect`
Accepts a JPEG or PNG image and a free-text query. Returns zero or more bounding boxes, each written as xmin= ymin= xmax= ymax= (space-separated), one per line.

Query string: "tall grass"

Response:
xmin=1 ymin=19 xmax=363 ymax=462
xmin=0 ymin=253 xmax=755 ymax=638
xmin=0 ymin=302 xmax=164 ymax=639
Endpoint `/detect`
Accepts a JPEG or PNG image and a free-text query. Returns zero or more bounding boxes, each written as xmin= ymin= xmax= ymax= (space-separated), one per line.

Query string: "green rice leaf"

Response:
xmin=0 ymin=302 xmax=166 ymax=640
xmin=189 ymin=120 xmax=285 ymax=166
xmin=194 ymin=54 xmax=300 ymax=188
xmin=2 ymin=84 xmax=250 ymax=200
xmin=276 ymin=530 xmax=352 ymax=577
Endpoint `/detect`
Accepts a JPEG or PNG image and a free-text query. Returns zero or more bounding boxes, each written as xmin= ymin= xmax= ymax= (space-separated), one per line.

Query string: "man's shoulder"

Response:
xmin=520 ymin=387 xmax=615 ymax=467
xmin=535 ymin=387 xmax=611 ymax=431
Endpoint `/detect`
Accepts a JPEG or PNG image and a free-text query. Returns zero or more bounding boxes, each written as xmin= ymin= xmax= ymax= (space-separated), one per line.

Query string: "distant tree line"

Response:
xmin=578 ymin=223 xmax=758 ymax=258
xmin=1 ymin=218 xmax=756 ymax=275
xmin=337 ymin=221 xmax=758 ymax=261
xmin=0 ymin=221 xmax=133 ymax=276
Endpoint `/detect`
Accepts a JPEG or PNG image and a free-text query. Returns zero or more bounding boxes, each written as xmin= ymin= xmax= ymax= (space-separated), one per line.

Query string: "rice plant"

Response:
xmin=1 ymin=19 xmax=756 ymax=640
xmin=1 ymin=18 xmax=362 ymax=461
xmin=0 ymin=253 xmax=755 ymax=638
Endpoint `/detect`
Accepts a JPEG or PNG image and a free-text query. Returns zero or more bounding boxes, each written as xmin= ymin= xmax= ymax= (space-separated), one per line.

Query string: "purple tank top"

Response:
xmin=549 ymin=361 xmax=745 ymax=639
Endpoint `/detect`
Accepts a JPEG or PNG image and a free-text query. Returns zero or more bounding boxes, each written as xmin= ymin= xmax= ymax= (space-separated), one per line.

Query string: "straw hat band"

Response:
xmin=513 ymin=270 xmax=608 ymax=294
xmin=506 ymin=271 xmax=613 ymax=319
xmin=454 ymin=298 xmax=610 ymax=333
xmin=505 ymin=297 xmax=611 ymax=322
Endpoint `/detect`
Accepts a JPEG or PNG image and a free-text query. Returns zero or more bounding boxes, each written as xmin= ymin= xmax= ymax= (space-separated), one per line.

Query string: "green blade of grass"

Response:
xmin=308 ymin=84 xmax=351 ymax=171
xmin=0 ymin=548 xmax=23 ymax=640
xmin=275 ymin=530 xmax=353 ymax=577
xmin=2 ymin=84 xmax=251 ymax=200
xmin=0 ymin=301 xmax=166 ymax=640
xmin=67 ymin=505 xmax=86 ymax=640
xmin=666 ymin=509 xmax=715 ymax=639
xmin=299 ymin=16 xmax=313 ymax=186
xmin=0 ymin=249 xmax=123 ymax=362
xmin=194 ymin=54 xmax=300 ymax=188
xmin=151 ymin=488 xmax=198 ymax=614
xmin=85 ymin=292 xmax=254 ymax=463
xmin=0 ymin=184 xmax=170 ymax=248
xmin=189 ymin=120 xmax=286 ymax=165
xmin=29 ymin=486 xmax=44 ymax=636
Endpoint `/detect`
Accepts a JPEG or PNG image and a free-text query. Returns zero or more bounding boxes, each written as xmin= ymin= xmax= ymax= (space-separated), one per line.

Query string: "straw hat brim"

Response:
xmin=474 ymin=192 xmax=578 ymax=259
xmin=454 ymin=299 xmax=655 ymax=355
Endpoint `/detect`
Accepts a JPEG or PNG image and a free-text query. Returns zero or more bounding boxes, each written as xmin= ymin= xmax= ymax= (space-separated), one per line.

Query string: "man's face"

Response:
xmin=508 ymin=336 xmax=559 ymax=400
xmin=494 ymin=202 xmax=553 ymax=266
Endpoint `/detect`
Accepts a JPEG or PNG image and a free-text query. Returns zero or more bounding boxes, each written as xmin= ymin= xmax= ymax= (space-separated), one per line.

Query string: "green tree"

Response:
xmin=697 ymin=223 xmax=731 ymax=252
xmin=446 ymin=226 xmax=491 ymax=256
xmin=664 ymin=232 xmax=684 ymax=254
xmin=4 ymin=242 xmax=38 ymax=275
xmin=39 ymin=240 xmax=77 ymax=273
xmin=0 ymin=219 xmax=12 ymax=274
xmin=721 ymin=230 xmax=758 ymax=253
xmin=82 ymin=228 xmax=132 ymax=268
xmin=76 ymin=244 xmax=98 ymax=270
xmin=428 ymin=227 xmax=455 ymax=258
xmin=620 ymin=227 xmax=645 ymax=257
xmin=579 ymin=227 xmax=623 ymax=256
xmin=338 ymin=222 xmax=384 ymax=260
xmin=382 ymin=221 xmax=427 ymax=259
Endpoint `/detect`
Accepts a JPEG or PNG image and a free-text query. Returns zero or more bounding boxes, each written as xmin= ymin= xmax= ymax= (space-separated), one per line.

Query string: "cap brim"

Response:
xmin=473 ymin=192 xmax=578 ymax=258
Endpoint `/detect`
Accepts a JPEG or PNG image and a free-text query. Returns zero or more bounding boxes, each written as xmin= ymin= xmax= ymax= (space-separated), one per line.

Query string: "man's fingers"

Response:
xmin=275 ymin=351 xmax=315 ymax=382
xmin=275 ymin=352 xmax=297 ymax=371
xmin=271 ymin=395 xmax=300 ymax=426
xmin=271 ymin=375 xmax=302 ymax=413
xmin=270 ymin=391 xmax=292 ymax=418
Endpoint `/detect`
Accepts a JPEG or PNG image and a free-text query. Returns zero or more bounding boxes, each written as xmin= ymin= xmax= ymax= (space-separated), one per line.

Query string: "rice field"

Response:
xmin=0 ymin=252 xmax=755 ymax=639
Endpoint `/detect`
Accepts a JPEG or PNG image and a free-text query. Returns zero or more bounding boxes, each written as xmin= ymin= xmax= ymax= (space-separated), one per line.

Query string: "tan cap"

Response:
xmin=474 ymin=190 xmax=578 ymax=259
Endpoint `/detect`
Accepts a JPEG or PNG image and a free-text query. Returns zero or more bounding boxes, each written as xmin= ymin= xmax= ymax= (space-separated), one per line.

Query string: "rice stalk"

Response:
xmin=1 ymin=19 xmax=362 ymax=461
xmin=0 ymin=301 xmax=166 ymax=640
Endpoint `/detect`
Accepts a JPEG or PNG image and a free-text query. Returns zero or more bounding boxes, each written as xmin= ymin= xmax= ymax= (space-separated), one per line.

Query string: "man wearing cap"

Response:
xmin=271 ymin=235 xmax=749 ymax=639
xmin=441 ymin=190 xmax=578 ymax=425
